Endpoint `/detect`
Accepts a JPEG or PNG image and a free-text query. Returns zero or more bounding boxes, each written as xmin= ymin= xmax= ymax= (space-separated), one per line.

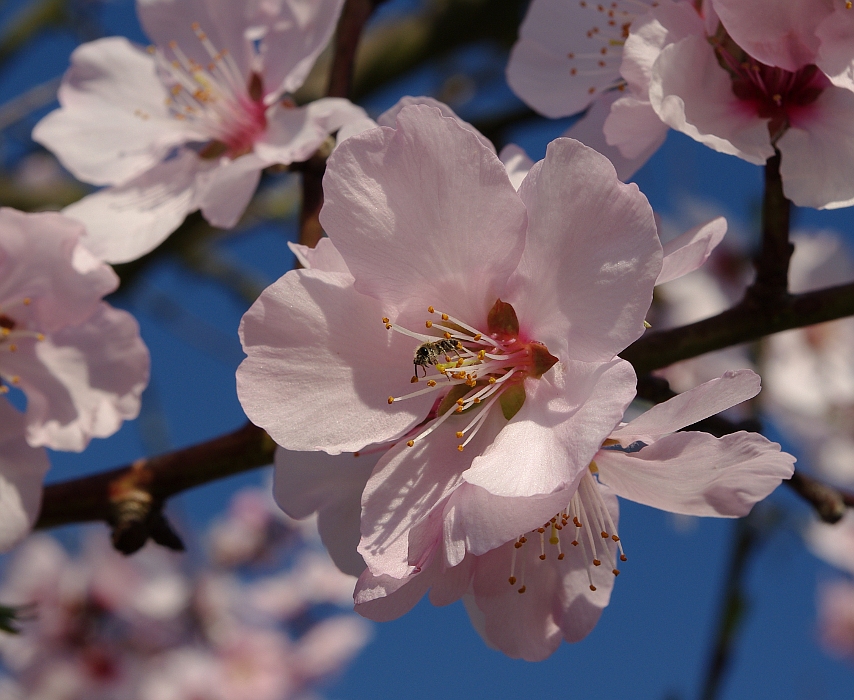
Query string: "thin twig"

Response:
xmin=785 ymin=471 xmax=849 ymax=524
xmin=623 ymin=281 xmax=854 ymax=375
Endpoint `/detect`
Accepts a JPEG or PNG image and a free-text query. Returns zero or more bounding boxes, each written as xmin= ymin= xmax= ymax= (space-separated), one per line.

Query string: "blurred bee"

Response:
xmin=414 ymin=338 xmax=461 ymax=377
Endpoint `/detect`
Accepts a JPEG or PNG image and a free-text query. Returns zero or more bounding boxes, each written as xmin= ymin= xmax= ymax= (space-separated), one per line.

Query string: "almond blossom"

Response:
xmin=273 ymin=370 xmax=793 ymax=660
xmin=238 ymin=103 xmax=662 ymax=583
xmin=33 ymin=0 xmax=366 ymax=264
xmin=617 ymin=0 xmax=854 ymax=208
xmin=0 ymin=208 xmax=149 ymax=451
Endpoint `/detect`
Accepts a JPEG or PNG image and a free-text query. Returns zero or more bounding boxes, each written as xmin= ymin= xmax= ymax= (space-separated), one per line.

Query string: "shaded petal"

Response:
xmin=273 ymin=447 xmax=374 ymax=577
xmin=237 ymin=269 xmax=430 ymax=453
xmin=508 ymin=138 xmax=661 ymax=361
xmin=253 ymin=0 xmax=345 ymax=99
xmin=469 ymin=488 xmax=617 ymax=662
xmin=712 ymin=0 xmax=827 ymax=71
xmin=17 ymin=304 xmax=149 ymax=451
xmin=506 ymin=0 xmax=648 ymax=118
xmin=0 ymin=400 xmax=49 ymax=552
xmin=816 ymin=8 xmax=854 ymax=93
xmin=599 ymin=93 xmax=668 ymax=170
xmin=777 ymin=86 xmax=854 ymax=209
xmin=320 ymin=104 xmax=527 ymax=322
xmin=596 ymin=430 xmax=795 ymax=516
xmin=354 ymin=565 xmax=433 ymax=622
xmin=0 ymin=209 xmax=117 ymax=330
xmin=255 ymin=98 xmax=368 ymax=165
xmin=656 ymin=216 xmax=727 ymax=285
xmin=611 ymin=369 xmax=760 ymax=442
xmin=358 ymin=407 xmax=504 ymax=578
xmin=62 ymin=149 xmax=202 ymax=264
xmin=649 ymin=36 xmax=774 ymax=164
xmin=498 ymin=144 xmax=533 ymax=191
xmin=463 ymin=358 xmax=637 ymax=497
xmin=32 ymin=37 xmax=194 ymax=187
xmin=287 ymin=238 xmax=349 ymax=273
xmin=196 ymin=153 xmax=264 ymax=229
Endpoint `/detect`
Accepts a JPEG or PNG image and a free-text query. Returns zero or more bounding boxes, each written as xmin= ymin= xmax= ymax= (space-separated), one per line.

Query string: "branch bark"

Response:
xmin=35 ymin=423 xmax=276 ymax=553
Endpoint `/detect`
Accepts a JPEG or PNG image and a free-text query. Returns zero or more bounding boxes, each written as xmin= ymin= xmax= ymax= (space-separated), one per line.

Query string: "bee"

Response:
xmin=413 ymin=338 xmax=461 ymax=377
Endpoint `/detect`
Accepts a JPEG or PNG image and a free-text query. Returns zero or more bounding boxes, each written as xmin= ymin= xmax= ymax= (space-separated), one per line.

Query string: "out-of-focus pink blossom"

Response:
xmin=34 ymin=0 xmax=366 ymax=264
xmin=0 ymin=400 xmax=49 ymax=552
xmin=0 ymin=208 xmax=149 ymax=451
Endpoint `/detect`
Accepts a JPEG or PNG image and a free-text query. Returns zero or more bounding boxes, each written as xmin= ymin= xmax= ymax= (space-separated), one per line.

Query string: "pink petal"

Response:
xmin=273 ymin=447 xmax=373 ymax=577
xmin=376 ymin=96 xmax=495 ymax=153
xmin=596 ymin=430 xmax=795 ymax=516
xmin=237 ymin=269 xmax=430 ymax=453
xmin=287 ymin=238 xmax=349 ymax=273
xmin=0 ymin=400 xmax=49 ymax=551
xmin=776 ymin=86 xmax=854 ymax=209
xmin=611 ymin=369 xmax=760 ymax=443
xmin=137 ymin=0 xmax=254 ymax=88
xmin=573 ymin=91 xmax=666 ymax=180
xmin=507 ymin=138 xmax=661 ymax=361
xmin=506 ymin=0 xmax=648 ymax=118
xmin=0 ymin=209 xmax=117 ymax=330
xmin=358 ymin=408 xmax=505 ymax=578
xmin=656 ymin=216 xmax=727 ymax=285
xmin=19 ymin=303 xmax=149 ymax=451
xmin=354 ymin=566 xmax=433 ymax=622
xmin=32 ymin=37 xmax=194 ymax=187
xmin=498 ymin=144 xmax=533 ymax=191
xmin=816 ymin=8 xmax=854 ymax=93
xmin=712 ymin=0 xmax=826 ymax=71
xmin=462 ymin=358 xmax=637 ymax=497
xmin=649 ymin=35 xmax=775 ymax=164
xmin=196 ymin=153 xmax=264 ymax=229
xmin=319 ymin=104 xmax=527 ymax=322
xmin=62 ymin=149 xmax=202 ymax=264
xmin=256 ymin=98 xmax=368 ymax=165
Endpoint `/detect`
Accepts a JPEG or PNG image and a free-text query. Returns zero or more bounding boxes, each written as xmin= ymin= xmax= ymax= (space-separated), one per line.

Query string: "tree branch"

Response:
xmin=35 ymin=423 xmax=276 ymax=553
xmin=623 ymin=281 xmax=854 ymax=375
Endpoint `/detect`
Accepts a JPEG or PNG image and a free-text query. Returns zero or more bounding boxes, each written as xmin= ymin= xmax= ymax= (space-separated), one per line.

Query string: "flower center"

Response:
xmin=507 ymin=468 xmax=626 ymax=594
xmin=150 ymin=23 xmax=268 ymax=157
xmin=384 ymin=300 xmax=558 ymax=452
xmin=712 ymin=31 xmax=830 ymax=142
xmin=0 ymin=296 xmax=44 ymax=393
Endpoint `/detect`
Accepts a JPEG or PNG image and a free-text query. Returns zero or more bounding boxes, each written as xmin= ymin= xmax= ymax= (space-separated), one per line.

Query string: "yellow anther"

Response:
xmin=478 ymin=350 xmax=486 ymax=360
xmin=387 ymin=396 xmax=394 ymax=404
xmin=456 ymin=398 xmax=464 ymax=406
xmin=473 ymin=334 xmax=482 ymax=341
xmin=620 ymin=554 xmax=627 ymax=562
xmin=427 ymin=380 xmax=437 ymax=387
xmin=407 ymin=440 xmax=414 ymax=447
xmin=382 ymin=317 xmax=389 ymax=324
xmin=457 ymin=445 xmax=464 ymax=452
xmin=488 ymin=377 xmax=497 ymax=384
xmin=443 ymin=332 xmax=452 ymax=339
xmin=8 ymin=344 xmax=16 ymax=352
xmin=518 ymin=586 xmax=526 ymax=594
xmin=456 ymin=431 xmax=464 ymax=438
xmin=425 ymin=320 xmax=433 ymax=328
xmin=11 ymin=376 xmax=19 ymax=384
xmin=441 ymin=313 xmax=449 ymax=321
xmin=508 ymin=576 xmax=517 ymax=584
xmin=428 ymin=306 xmax=435 ymax=313
xmin=385 ymin=324 xmax=392 ymax=330
xmin=557 ymin=552 xmax=565 ymax=560
xmin=612 ymin=569 xmax=620 ymax=576
xmin=592 ymin=559 xmax=601 ymax=566
xmin=643 ymin=320 xmax=652 ymax=329
xmin=411 ymin=376 xmax=419 ymax=383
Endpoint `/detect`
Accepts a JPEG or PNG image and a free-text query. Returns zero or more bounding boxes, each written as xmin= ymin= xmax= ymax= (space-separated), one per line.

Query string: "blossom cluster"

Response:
xmin=3 ymin=0 xmax=853 ymax=678
xmin=0 ymin=487 xmax=370 ymax=700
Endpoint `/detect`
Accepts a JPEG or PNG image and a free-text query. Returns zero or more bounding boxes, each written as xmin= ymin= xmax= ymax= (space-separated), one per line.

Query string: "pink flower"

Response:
xmin=34 ymin=0 xmax=366 ymax=264
xmin=505 ymin=0 xmax=677 ymax=179
xmin=274 ymin=370 xmax=793 ymax=660
xmin=0 ymin=208 xmax=149 ymax=451
xmin=0 ymin=400 xmax=49 ymax=552
xmin=617 ymin=0 xmax=854 ymax=208
xmin=238 ymin=103 xmax=662 ymax=578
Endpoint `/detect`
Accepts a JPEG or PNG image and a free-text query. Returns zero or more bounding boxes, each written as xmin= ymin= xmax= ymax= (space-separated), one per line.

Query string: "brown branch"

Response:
xmin=785 ymin=471 xmax=850 ymax=524
xmin=36 ymin=423 xmax=276 ymax=553
xmin=623 ymin=281 xmax=854 ymax=375
xmin=746 ymin=150 xmax=792 ymax=305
